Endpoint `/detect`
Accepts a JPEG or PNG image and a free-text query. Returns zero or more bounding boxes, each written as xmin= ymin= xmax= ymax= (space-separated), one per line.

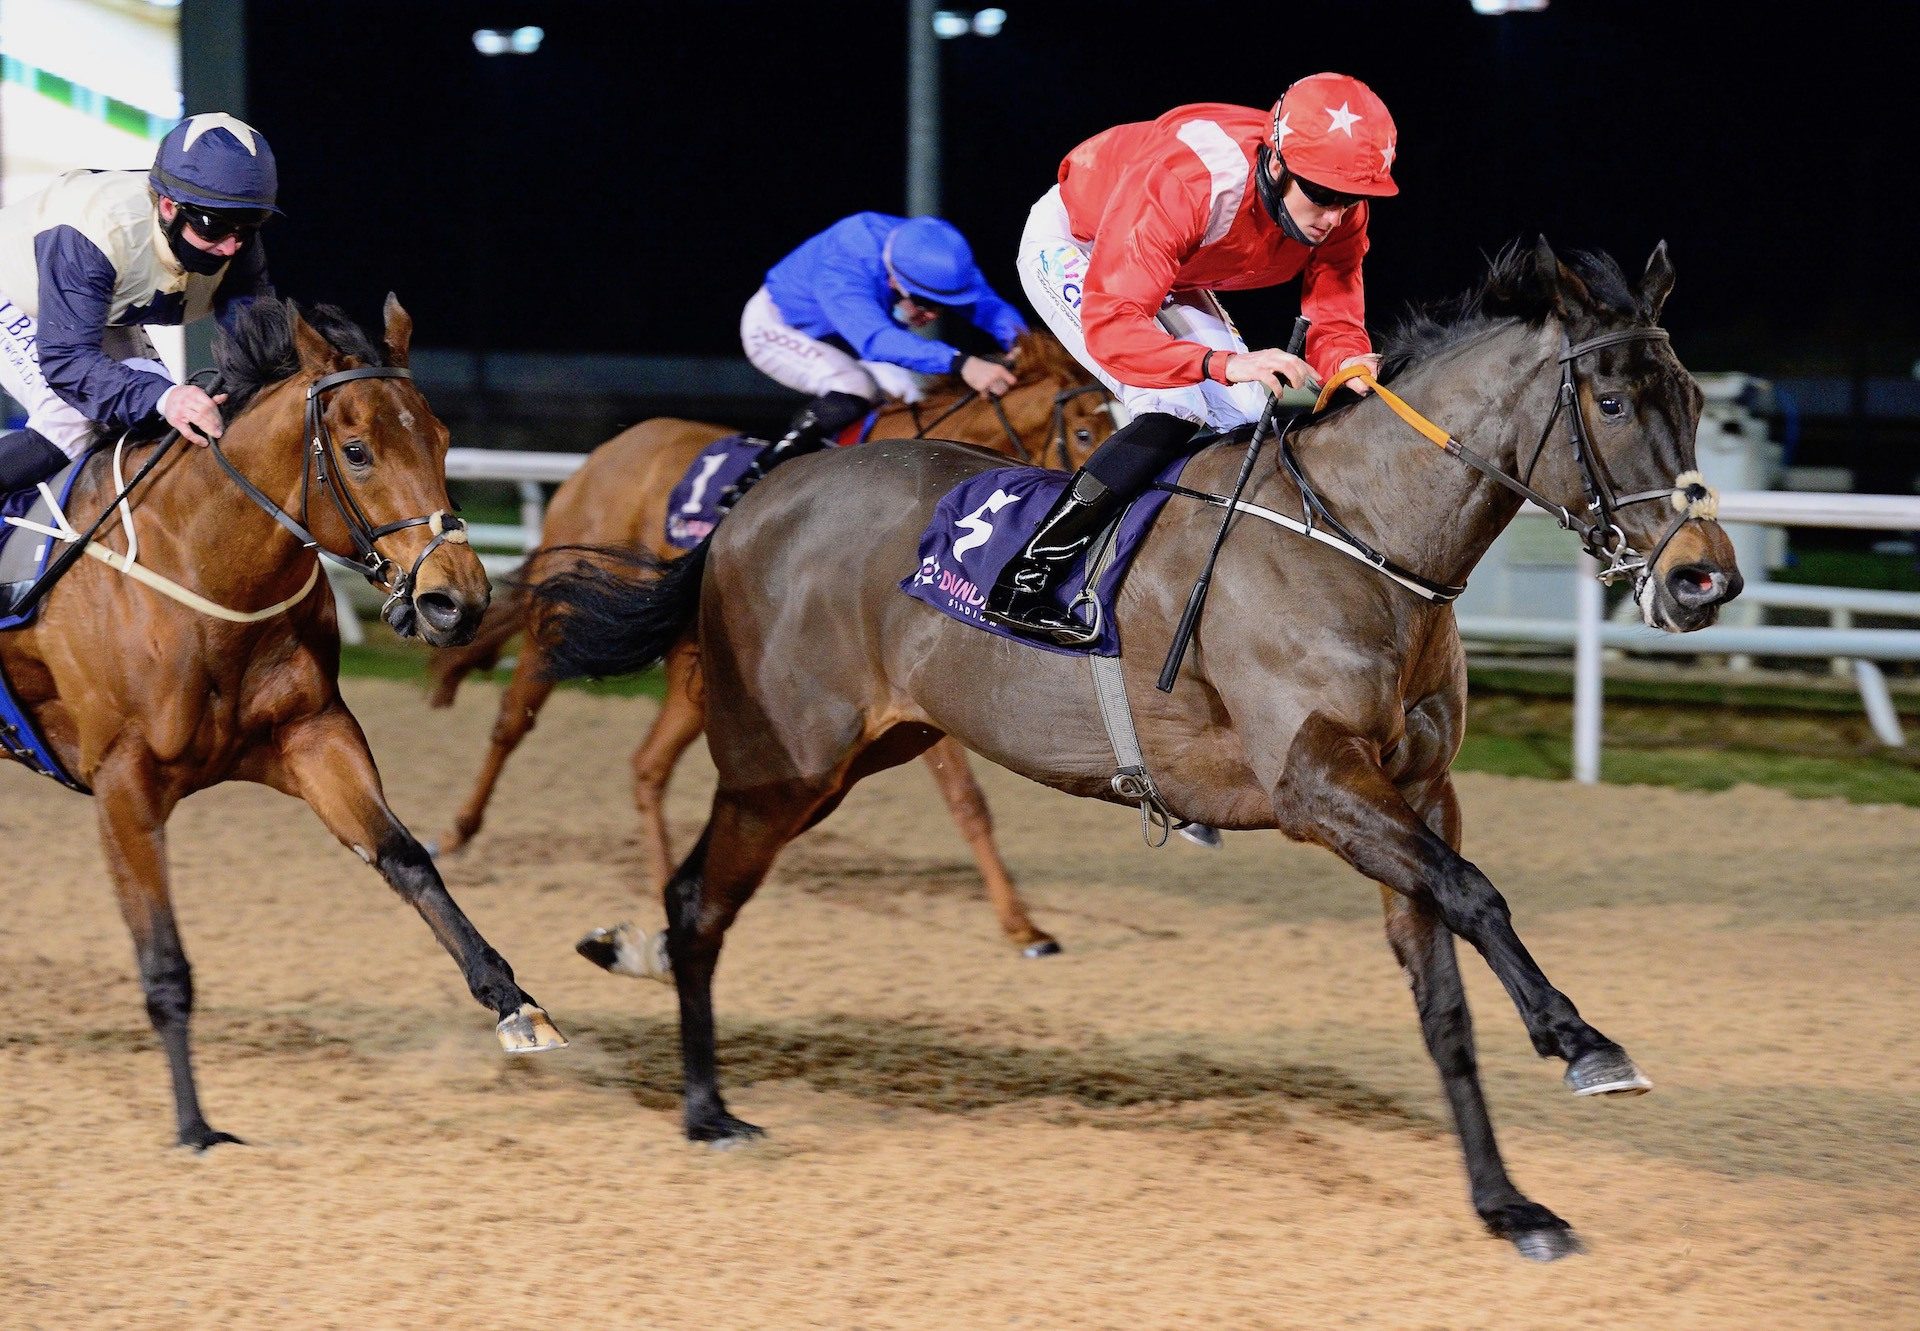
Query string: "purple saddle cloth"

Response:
xmin=898 ymin=459 xmax=1184 ymax=657
xmin=664 ymin=434 xmax=763 ymax=550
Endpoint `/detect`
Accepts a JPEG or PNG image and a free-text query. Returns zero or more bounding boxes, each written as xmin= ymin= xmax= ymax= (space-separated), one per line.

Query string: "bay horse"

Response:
xmin=424 ymin=329 xmax=1113 ymax=963
xmin=532 ymin=241 xmax=1741 ymax=1259
xmin=2 ymin=296 xmax=565 ymax=1149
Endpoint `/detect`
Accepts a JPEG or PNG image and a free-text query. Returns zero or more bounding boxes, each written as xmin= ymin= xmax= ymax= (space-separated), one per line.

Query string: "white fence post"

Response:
xmin=1572 ymin=554 xmax=1604 ymax=784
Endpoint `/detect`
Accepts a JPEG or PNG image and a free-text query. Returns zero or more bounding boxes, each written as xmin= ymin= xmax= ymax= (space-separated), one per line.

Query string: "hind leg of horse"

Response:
xmin=632 ymin=638 xmax=707 ymax=893
xmin=270 ymin=706 xmax=566 ymax=1052
xmin=434 ymin=646 xmax=556 ymax=857
xmin=573 ymin=641 xmax=709 ymax=983
xmin=94 ymin=749 xmax=234 ymax=1149
xmin=1278 ymin=720 xmax=1637 ymax=1082
xmin=673 ymin=722 xmax=942 ymax=1141
xmin=1386 ymin=776 xmax=1580 ymax=1260
xmin=918 ymin=737 xmax=1059 ymax=955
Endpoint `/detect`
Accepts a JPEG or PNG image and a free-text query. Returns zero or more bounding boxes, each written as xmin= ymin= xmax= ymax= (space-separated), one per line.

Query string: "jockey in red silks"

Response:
xmin=986 ymin=73 xmax=1401 ymax=645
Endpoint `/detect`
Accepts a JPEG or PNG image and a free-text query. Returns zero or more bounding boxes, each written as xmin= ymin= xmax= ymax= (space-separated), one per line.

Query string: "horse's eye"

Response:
xmin=1075 ymin=428 xmax=1092 ymax=444
xmin=343 ymin=441 xmax=371 ymax=466
xmin=1597 ymin=397 xmax=1627 ymax=420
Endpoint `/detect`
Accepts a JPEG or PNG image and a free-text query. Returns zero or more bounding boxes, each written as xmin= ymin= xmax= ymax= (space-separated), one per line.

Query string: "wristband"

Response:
xmin=949 ymin=350 xmax=970 ymax=377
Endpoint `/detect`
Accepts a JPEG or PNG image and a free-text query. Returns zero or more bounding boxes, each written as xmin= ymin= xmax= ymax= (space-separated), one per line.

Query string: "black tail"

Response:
xmin=524 ymin=539 xmax=710 ymax=681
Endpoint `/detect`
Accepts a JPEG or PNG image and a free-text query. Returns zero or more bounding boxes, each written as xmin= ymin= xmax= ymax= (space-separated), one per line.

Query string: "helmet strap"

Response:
xmin=1255 ymin=146 xmax=1320 ymax=248
xmin=162 ymin=204 xmax=231 ymax=276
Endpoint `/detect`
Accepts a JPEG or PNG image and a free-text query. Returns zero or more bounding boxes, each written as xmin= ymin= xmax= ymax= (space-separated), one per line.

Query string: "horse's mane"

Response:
xmin=1009 ymin=328 xmax=1096 ymax=387
xmin=214 ymin=297 xmax=387 ymax=415
xmin=1377 ymin=241 xmax=1648 ymax=381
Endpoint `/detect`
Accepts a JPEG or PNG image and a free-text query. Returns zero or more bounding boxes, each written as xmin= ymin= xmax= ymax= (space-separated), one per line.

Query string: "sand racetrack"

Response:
xmin=5 ymin=677 xmax=1917 ymax=1329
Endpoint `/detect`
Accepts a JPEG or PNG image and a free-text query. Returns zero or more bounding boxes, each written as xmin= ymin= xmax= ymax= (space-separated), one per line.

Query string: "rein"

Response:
xmin=1259 ymin=325 xmax=1715 ymax=601
xmin=8 ymin=364 xmax=466 ymax=625
xmin=906 ymin=378 xmax=1108 ymax=470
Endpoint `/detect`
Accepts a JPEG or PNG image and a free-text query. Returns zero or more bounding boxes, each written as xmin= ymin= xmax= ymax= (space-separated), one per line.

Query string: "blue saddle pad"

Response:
xmin=664 ymin=434 xmax=763 ymax=550
xmin=899 ymin=458 xmax=1183 ymax=657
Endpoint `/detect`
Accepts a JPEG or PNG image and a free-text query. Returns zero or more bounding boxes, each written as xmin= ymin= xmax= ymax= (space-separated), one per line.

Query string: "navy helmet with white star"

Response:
xmin=150 ymin=113 xmax=282 ymax=214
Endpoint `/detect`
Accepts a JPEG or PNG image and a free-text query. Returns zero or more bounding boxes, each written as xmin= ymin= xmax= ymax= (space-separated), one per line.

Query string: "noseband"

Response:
xmin=208 ymin=365 xmax=468 ymax=618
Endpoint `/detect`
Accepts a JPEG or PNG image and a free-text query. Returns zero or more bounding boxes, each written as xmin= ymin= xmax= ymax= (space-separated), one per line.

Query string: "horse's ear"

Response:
xmin=382 ymin=291 xmax=413 ymax=368
xmin=1639 ymin=240 xmax=1675 ymax=321
xmin=1534 ymin=234 xmax=1595 ymax=320
xmin=290 ymin=305 xmax=342 ymax=375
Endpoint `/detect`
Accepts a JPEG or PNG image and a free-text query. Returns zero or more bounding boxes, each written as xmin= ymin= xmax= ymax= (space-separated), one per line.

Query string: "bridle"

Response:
xmin=207 ymin=365 xmax=468 ymax=621
xmin=906 ymin=378 xmax=1110 ymax=470
xmin=1259 ymin=324 xmax=1716 ymax=603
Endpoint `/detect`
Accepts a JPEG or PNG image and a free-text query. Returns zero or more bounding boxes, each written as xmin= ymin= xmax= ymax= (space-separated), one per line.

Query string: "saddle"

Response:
xmin=0 ymin=454 xmax=90 ymax=626
xmin=898 ymin=454 xmax=1190 ymax=657
xmin=664 ymin=413 xmax=883 ymax=550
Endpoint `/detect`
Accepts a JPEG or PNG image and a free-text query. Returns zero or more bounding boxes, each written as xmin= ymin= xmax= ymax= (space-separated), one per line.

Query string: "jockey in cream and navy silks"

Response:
xmin=986 ymin=74 xmax=1400 ymax=645
xmin=729 ymin=213 xmax=1028 ymax=501
xmin=0 ymin=112 xmax=279 ymax=492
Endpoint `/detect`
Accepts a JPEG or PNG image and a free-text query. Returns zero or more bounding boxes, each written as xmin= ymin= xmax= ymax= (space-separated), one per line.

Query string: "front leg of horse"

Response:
xmin=273 ymin=710 xmax=567 ymax=1053
xmin=1274 ymin=726 xmax=1644 ymax=1258
xmin=1278 ymin=722 xmax=1636 ymax=1079
xmin=94 ymin=754 xmax=238 ymax=1149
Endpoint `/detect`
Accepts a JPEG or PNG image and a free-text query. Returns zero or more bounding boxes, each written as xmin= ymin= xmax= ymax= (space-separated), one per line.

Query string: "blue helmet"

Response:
xmin=150 ymin=113 xmax=281 ymax=214
xmin=884 ymin=217 xmax=990 ymax=307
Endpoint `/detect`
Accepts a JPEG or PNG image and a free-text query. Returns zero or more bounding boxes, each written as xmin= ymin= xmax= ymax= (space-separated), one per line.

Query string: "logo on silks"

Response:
xmin=899 ymin=462 xmax=1181 ymax=656
xmin=664 ymin=434 xmax=763 ymax=549
xmin=1038 ymin=245 xmax=1088 ymax=312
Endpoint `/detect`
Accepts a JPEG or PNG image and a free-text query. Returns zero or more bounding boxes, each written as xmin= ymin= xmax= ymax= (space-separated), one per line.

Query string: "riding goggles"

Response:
xmin=1291 ymin=173 xmax=1362 ymax=210
xmin=176 ymin=204 xmax=271 ymax=243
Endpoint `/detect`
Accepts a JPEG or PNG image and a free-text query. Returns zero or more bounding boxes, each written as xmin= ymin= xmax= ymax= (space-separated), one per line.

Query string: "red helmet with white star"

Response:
xmin=1269 ymin=73 xmax=1399 ymax=198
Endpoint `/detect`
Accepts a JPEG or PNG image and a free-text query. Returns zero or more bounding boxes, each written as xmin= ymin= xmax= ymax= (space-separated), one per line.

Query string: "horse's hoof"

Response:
xmin=1021 ymin=939 xmax=1063 ymax=958
xmin=687 ymin=1113 xmax=765 ymax=1148
xmin=1565 ymin=1046 xmax=1652 ymax=1097
xmin=576 ymin=923 xmax=673 ymax=982
xmin=496 ymin=1003 xmax=569 ymax=1053
xmin=1511 ymin=1227 xmax=1586 ymax=1262
xmin=179 ymin=1126 xmax=244 ymax=1152
xmin=1176 ymin=823 xmax=1224 ymax=850
xmin=1483 ymin=1201 xmax=1582 ymax=1261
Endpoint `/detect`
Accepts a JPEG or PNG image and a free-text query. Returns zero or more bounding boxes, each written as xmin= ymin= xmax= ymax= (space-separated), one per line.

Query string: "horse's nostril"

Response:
xmin=1667 ymin=564 xmax=1729 ymax=607
xmin=416 ymin=591 xmax=463 ymax=630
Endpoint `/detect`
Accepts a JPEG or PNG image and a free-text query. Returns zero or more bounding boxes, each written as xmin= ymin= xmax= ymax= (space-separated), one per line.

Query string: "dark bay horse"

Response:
xmin=533 ymin=242 xmax=1741 ymax=1259
xmin=2 ymin=296 xmax=566 ymax=1149
xmin=425 ymin=329 xmax=1113 ymax=964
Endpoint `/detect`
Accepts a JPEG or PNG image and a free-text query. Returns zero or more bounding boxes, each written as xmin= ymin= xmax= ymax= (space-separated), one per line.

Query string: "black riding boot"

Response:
xmin=980 ymin=469 xmax=1122 ymax=645
xmin=720 ymin=390 xmax=872 ymax=509
xmin=0 ymin=428 xmax=70 ymax=494
xmin=981 ymin=411 xmax=1198 ymax=645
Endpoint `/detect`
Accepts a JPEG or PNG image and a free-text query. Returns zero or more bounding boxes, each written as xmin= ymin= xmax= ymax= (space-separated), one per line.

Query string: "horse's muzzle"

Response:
xmin=390 ymin=587 xmax=487 ymax=646
xmin=1645 ymin=560 xmax=1743 ymax=632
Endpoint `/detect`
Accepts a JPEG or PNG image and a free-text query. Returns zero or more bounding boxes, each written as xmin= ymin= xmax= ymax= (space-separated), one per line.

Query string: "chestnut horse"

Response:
xmin=424 ymin=329 xmax=1112 ymax=963
xmin=532 ymin=243 xmax=1742 ymax=1258
xmin=1 ymin=297 xmax=565 ymax=1149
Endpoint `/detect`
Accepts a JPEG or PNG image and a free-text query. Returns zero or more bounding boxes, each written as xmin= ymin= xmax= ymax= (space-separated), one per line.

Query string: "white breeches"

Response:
xmin=1016 ymin=185 xmax=1266 ymax=430
xmin=739 ymin=286 xmax=926 ymax=404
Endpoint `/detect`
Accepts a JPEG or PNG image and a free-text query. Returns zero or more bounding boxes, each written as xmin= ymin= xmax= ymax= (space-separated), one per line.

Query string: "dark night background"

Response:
xmin=245 ymin=0 xmax=1918 ymax=381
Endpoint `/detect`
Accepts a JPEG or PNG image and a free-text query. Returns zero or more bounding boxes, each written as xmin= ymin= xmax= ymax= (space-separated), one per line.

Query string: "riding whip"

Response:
xmin=1155 ymin=316 xmax=1309 ymax=693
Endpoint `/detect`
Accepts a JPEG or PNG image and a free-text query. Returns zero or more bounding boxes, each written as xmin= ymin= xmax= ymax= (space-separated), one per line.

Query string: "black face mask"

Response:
xmin=164 ymin=211 xmax=234 ymax=276
xmin=1254 ymin=145 xmax=1320 ymax=248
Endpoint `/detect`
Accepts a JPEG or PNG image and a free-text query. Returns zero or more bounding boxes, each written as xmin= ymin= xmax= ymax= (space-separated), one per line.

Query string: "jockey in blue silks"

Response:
xmin=0 ymin=113 xmax=279 ymax=492
xmin=731 ymin=212 xmax=1028 ymax=497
